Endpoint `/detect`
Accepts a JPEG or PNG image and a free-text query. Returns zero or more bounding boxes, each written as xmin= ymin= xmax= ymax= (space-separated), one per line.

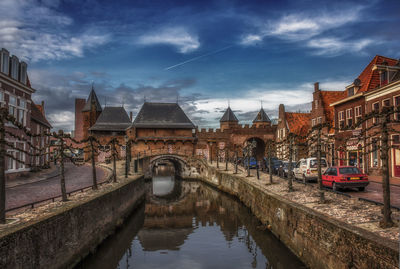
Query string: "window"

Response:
xmin=372 ymin=102 xmax=380 ymax=124
xmin=312 ymin=118 xmax=316 ymax=126
xmin=393 ymin=135 xmax=400 ymax=145
xmin=346 ymin=108 xmax=353 ymax=127
xmin=317 ymin=117 xmax=322 ymax=124
xmin=348 ymin=87 xmax=354 ymax=97
xmin=380 ymin=71 xmax=388 ymax=85
xmin=17 ymin=99 xmax=26 ymax=125
xmin=19 ymin=62 xmax=27 ymax=84
xmin=10 ymin=56 xmax=19 ymax=80
xmin=339 ymin=111 xmax=345 ymax=130
xmin=8 ymin=96 xmax=17 ymax=120
xmin=355 ymin=106 xmax=362 ymax=126
xmin=382 ymin=99 xmax=390 ymax=107
xmin=0 ymin=49 xmax=9 ymax=74
xmin=394 ymin=96 xmax=400 ymax=121
xmin=339 ymin=167 xmax=361 ymax=174
xmin=0 ymin=92 xmax=4 ymax=103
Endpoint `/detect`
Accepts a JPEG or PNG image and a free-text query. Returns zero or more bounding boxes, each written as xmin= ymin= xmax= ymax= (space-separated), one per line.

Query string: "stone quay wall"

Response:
xmin=197 ymin=165 xmax=399 ymax=269
xmin=0 ymin=176 xmax=145 ymax=269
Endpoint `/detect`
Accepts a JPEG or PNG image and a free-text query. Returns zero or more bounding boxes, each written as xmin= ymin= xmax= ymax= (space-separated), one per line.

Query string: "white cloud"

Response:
xmin=240 ymin=34 xmax=262 ymax=45
xmin=138 ymin=27 xmax=200 ymax=53
xmin=307 ymin=37 xmax=373 ymax=56
xmin=0 ymin=0 xmax=110 ymax=62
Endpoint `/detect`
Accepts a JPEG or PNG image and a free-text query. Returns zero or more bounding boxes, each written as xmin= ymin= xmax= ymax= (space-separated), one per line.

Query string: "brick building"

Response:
xmin=0 ymin=48 xmax=51 ymax=178
xmin=364 ymin=60 xmax=400 ymax=178
xmin=310 ymin=82 xmax=346 ymax=165
xmin=331 ymin=55 xmax=398 ymax=172
xmin=276 ymin=104 xmax=311 ymax=161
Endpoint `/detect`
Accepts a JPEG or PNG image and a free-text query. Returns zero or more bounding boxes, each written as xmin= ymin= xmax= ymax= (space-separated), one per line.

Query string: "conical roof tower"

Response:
xmin=220 ymin=106 xmax=239 ymax=130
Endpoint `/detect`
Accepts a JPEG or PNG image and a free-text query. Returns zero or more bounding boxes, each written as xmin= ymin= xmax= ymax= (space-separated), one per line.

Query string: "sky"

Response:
xmin=0 ymin=0 xmax=399 ymax=131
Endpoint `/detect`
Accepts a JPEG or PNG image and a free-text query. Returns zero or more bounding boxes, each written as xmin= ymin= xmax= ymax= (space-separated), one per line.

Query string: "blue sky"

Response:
xmin=1 ymin=0 xmax=399 ymax=131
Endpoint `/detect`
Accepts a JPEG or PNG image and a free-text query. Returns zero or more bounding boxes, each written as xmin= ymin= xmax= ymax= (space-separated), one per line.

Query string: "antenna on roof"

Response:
xmin=104 ymin=96 xmax=107 ymax=108
xmin=121 ymin=97 xmax=124 ymax=108
xmin=228 ymin=99 xmax=230 ymax=107
xmin=91 ymin=80 xmax=94 ymax=90
xmin=176 ymin=95 xmax=179 ymax=104
xmin=260 ymin=100 xmax=263 ymax=109
xmin=144 ymin=95 xmax=146 ymax=103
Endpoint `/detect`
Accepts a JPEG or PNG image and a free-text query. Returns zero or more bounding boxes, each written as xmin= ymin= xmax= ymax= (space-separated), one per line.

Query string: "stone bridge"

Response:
xmin=133 ymin=152 xmax=208 ymax=179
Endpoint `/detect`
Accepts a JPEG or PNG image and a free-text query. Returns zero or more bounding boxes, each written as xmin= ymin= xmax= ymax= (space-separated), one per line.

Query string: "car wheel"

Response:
xmin=332 ymin=182 xmax=338 ymax=191
xmin=358 ymin=187 xmax=365 ymax=191
xmin=302 ymin=174 xmax=306 ymax=184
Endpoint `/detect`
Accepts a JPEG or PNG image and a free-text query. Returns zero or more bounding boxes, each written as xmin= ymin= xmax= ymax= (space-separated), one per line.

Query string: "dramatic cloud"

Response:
xmin=137 ymin=27 xmax=200 ymax=53
xmin=0 ymin=0 xmax=110 ymax=61
xmin=307 ymin=37 xmax=374 ymax=57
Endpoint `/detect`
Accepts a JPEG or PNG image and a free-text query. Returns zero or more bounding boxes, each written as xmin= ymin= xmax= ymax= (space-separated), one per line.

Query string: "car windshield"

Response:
xmin=339 ymin=167 xmax=361 ymax=174
xmin=309 ymin=159 xmax=327 ymax=168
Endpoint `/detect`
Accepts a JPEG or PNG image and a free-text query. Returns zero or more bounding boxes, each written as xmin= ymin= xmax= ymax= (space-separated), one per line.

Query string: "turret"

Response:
xmin=82 ymin=87 xmax=102 ymax=139
xmin=220 ymin=106 xmax=239 ymax=131
xmin=252 ymin=107 xmax=271 ymax=128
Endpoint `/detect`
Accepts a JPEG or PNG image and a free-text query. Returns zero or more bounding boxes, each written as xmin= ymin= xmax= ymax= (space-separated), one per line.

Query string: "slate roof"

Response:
xmin=82 ymin=89 xmax=102 ymax=112
xmin=132 ymin=102 xmax=195 ymax=129
xmin=90 ymin=107 xmax=131 ymax=131
xmin=220 ymin=107 xmax=238 ymax=122
xmin=357 ymin=55 xmax=398 ymax=93
xmin=285 ymin=112 xmax=311 ymax=137
xmin=253 ymin=108 xmax=271 ymax=123
xmin=31 ymin=102 xmax=52 ymax=129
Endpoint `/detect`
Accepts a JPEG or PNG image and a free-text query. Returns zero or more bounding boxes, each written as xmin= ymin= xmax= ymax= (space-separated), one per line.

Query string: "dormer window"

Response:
xmin=380 ymin=71 xmax=388 ymax=86
xmin=0 ymin=49 xmax=9 ymax=74
xmin=348 ymin=87 xmax=354 ymax=97
xmin=10 ymin=55 xmax=19 ymax=80
xmin=19 ymin=62 xmax=27 ymax=85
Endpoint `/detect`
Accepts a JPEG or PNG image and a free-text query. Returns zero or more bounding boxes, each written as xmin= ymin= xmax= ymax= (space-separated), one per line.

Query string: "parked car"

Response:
xmin=322 ymin=166 xmax=369 ymax=191
xmin=267 ymin=159 xmax=283 ymax=175
xmin=278 ymin=161 xmax=297 ymax=178
xmin=293 ymin=157 xmax=328 ymax=183
xmin=264 ymin=157 xmax=278 ymax=172
xmin=243 ymin=157 xmax=258 ymax=169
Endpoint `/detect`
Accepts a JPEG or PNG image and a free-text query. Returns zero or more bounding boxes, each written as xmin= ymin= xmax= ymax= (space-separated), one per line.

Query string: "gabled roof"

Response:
xmin=133 ymin=102 xmax=195 ymax=129
xmin=31 ymin=102 xmax=52 ymax=129
xmin=357 ymin=55 xmax=398 ymax=93
xmin=220 ymin=107 xmax=238 ymax=122
xmin=90 ymin=107 xmax=131 ymax=131
xmin=285 ymin=112 xmax=311 ymax=137
xmin=320 ymin=91 xmax=347 ymax=123
xmin=82 ymin=89 xmax=102 ymax=112
xmin=253 ymin=108 xmax=270 ymax=123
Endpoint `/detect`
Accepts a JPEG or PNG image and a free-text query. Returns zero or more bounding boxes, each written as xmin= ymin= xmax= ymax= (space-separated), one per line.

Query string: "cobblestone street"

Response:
xmin=5 ymin=163 xmax=107 ymax=211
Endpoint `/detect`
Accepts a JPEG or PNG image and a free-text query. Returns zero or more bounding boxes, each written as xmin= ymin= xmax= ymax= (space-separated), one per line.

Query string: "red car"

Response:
xmin=322 ymin=166 xmax=369 ymax=191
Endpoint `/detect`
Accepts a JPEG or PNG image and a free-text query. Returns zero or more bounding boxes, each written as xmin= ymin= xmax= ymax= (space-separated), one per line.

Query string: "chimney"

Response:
xmin=314 ymin=82 xmax=319 ymax=92
xmin=41 ymin=101 xmax=45 ymax=115
xmin=129 ymin=111 xmax=133 ymax=122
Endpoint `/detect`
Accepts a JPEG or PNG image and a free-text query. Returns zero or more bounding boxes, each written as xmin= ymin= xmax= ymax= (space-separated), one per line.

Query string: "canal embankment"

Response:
xmin=196 ymin=161 xmax=399 ymax=269
xmin=0 ymin=168 xmax=145 ymax=269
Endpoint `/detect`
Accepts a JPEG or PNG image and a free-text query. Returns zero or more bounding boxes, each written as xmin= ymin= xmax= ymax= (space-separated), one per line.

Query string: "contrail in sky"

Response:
xmin=164 ymin=45 xmax=234 ymax=70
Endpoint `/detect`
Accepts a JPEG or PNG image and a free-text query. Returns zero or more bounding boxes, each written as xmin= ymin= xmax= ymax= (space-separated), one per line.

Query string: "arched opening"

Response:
xmin=245 ymin=137 xmax=266 ymax=160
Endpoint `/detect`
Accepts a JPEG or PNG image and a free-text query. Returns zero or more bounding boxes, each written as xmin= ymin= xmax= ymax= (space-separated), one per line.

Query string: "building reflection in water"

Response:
xmin=76 ymin=166 xmax=305 ymax=269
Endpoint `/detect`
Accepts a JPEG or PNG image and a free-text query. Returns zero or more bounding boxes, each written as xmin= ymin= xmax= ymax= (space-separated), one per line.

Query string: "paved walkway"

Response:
xmin=6 ymin=164 xmax=59 ymax=188
xmin=368 ymin=175 xmax=400 ymax=186
xmin=6 ymin=163 xmax=107 ymax=211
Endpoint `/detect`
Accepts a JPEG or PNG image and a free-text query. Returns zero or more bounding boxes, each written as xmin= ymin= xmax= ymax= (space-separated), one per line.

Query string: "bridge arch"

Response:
xmin=244 ymin=137 xmax=266 ymax=160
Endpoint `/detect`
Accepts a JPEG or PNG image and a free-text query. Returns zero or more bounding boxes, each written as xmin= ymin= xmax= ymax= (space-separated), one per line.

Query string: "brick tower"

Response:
xmin=252 ymin=107 xmax=271 ymax=128
xmin=220 ymin=106 xmax=239 ymax=131
xmin=81 ymin=87 xmax=102 ymax=139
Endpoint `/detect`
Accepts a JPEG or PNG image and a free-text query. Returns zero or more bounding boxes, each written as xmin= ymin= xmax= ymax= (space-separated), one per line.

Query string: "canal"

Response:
xmin=76 ymin=165 xmax=306 ymax=269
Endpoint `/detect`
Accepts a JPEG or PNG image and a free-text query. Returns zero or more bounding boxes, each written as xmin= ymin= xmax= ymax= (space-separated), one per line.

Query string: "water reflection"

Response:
xmin=76 ymin=167 xmax=306 ymax=269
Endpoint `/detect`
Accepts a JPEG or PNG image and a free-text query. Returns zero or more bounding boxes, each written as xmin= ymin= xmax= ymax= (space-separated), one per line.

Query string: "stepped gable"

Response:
xmin=220 ymin=107 xmax=238 ymax=122
xmin=133 ymin=102 xmax=195 ymax=129
xmin=285 ymin=112 xmax=311 ymax=137
xmin=90 ymin=107 xmax=131 ymax=131
xmin=82 ymin=88 xmax=102 ymax=112
xmin=357 ymin=55 xmax=398 ymax=93
xmin=253 ymin=108 xmax=270 ymax=123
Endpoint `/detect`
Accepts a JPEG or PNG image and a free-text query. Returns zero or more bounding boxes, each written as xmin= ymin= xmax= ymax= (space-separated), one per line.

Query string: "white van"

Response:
xmin=293 ymin=157 xmax=328 ymax=183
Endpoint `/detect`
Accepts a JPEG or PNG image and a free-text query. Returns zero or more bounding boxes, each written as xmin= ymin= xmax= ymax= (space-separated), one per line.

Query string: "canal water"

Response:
xmin=76 ymin=165 xmax=306 ymax=269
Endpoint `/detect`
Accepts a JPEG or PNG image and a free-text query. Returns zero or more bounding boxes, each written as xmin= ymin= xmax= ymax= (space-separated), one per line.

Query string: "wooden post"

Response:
xmin=379 ymin=109 xmax=394 ymax=228
xmin=0 ymin=109 xmax=6 ymax=223
xmin=89 ymin=136 xmax=97 ymax=190
xmin=59 ymin=130 xmax=68 ymax=202
xmin=317 ymin=126 xmax=325 ymax=203
xmin=288 ymin=135 xmax=294 ymax=192
xmin=268 ymin=141 xmax=273 ymax=184
xmin=112 ymin=139 xmax=117 ymax=182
